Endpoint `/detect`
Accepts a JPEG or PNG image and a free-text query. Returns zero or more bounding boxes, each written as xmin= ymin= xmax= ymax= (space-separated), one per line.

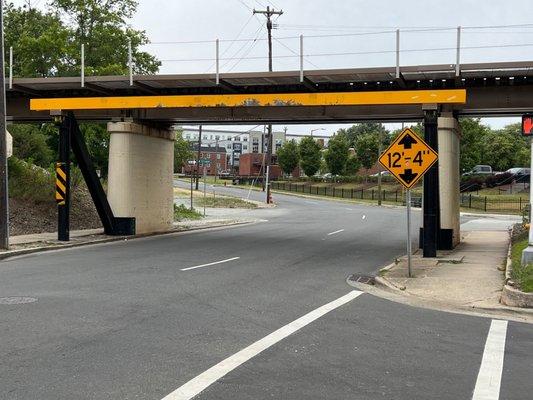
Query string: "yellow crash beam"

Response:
xmin=30 ymin=89 xmax=466 ymax=111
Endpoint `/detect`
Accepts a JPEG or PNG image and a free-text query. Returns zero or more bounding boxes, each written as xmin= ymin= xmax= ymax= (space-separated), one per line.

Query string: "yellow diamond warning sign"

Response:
xmin=378 ymin=128 xmax=438 ymax=189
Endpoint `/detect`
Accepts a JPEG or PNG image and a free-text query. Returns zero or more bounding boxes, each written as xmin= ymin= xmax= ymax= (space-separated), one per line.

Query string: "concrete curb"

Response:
xmin=371 ymin=251 xmax=533 ymax=319
xmin=500 ymin=225 xmax=533 ymax=308
xmin=0 ymin=219 xmax=256 ymax=261
xmin=501 ymin=284 xmax=533 ymax=308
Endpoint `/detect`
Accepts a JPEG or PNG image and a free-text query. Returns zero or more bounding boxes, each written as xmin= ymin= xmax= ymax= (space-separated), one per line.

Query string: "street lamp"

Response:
xmin=310 ymin=128 xmax=325 ymax=137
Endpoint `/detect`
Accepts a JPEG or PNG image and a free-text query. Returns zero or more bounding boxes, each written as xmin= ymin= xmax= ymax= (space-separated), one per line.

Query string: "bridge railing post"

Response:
xmin=456 ymin=26 xmax=462 ymax=77
xmin=216 ymin=38 xmax=220 ymax=85
xmin=395 ymin=29 xmax=400 ymax=79
xmin=81 ymin=44 xmax=85 ymax=88
xmin=299 ymin=34 xmax=304 ymax=82
xmin=9 ymin=46 xmax=13 ymax=90
xmin=128 ymin=38 xmax=133 ymax=86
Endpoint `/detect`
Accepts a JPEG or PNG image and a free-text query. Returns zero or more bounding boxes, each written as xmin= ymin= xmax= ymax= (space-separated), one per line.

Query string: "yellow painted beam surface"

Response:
xmin=30 ymin=89 xmax=466 ymax=111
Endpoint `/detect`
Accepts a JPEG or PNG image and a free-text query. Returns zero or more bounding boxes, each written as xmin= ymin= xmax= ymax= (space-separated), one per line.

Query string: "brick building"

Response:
xmin=238 ymin=153 xmax=300 ymax=179
xmin=182 ymin=145 xmax=228 ymax=176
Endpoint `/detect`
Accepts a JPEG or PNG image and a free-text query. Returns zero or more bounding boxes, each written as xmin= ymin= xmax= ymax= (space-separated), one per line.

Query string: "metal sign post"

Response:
xmin=406 ymin=189 xmax=413 ymax=278
xmin=190 ymin=172 xmax=194 ymax=211
xmin=203 ymin=166 xmax=207 ymax=217
xmin=265 ymin=165 xmax=270 ymax=204
xmin=379 ymin=127 xmax=439 ymax=276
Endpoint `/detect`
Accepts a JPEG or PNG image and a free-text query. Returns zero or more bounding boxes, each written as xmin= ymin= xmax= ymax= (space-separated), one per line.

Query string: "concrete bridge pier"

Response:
xmin=438 ymin=113 xmax=461 ymax=248
xmin=107 ymin=121 xmax=175 ymax=234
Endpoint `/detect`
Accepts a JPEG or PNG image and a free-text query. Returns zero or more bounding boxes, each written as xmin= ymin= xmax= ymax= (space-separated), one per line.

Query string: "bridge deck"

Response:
xmin=7 ymin=61 xmax=533 ymax=123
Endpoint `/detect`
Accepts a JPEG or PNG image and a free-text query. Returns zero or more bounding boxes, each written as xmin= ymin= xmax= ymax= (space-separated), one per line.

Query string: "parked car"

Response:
xmin=370 ymin=171 xmax=392 ymax=177
xmin=506 ymin=167 xmax=530 ymax=183
xmin=462 ymin=165 xmax=493 ymax=176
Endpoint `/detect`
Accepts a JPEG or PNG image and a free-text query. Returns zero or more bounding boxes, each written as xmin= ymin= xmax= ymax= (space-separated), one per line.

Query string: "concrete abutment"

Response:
xmin=438 ymin=114 xmax=461 ymax=248
xmin=107 ymin=121 xmax=175 ymax=234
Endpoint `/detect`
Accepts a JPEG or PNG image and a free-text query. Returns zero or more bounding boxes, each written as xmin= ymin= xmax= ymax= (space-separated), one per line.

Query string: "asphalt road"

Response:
xmin=0 ymin=184 xmax=530 ymax=400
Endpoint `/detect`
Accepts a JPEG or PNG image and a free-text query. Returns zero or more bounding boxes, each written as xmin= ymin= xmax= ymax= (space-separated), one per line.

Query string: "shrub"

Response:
xmin=460 ymin=175 xmax=486 ymax=192
xmin=8 ymin=156 xmax=54 ymax=202
xmin=485 ymin=172 xmax=513 ymax=188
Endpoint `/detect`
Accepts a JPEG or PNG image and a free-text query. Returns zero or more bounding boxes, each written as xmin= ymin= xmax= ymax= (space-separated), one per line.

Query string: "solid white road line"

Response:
xmin=161 ymin=290 xmax=364 ymax=400
xmin=472 ymin=319 xmax=508 ymax=400
xmin=181 ymin=257 xmax=240 ymax=272
xmin=327 ymin=229 xmax=345 ymax=236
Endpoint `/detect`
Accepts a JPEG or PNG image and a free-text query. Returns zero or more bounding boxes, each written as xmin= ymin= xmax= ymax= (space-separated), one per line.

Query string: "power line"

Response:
xmin=159 ymin=41 xmax=533 ymax=63
xmin=146 ymin=23 xmax=533 ymax=46
xmin=222 ymin=22 xmax=265 ymax=71
xmin=272 ymin=37 xmax=320 ymax=69
xmin=205 ymin=14 xmax=255 ymax=72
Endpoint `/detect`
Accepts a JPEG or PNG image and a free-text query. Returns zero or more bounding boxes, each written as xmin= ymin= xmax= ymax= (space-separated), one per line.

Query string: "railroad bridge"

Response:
xmin=7 ymin=61 xmax=533 ymax=255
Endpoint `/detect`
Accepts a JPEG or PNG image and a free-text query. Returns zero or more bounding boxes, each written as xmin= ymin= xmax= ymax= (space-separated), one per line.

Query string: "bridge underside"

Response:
xmin=7 ymin=61 xmax=533 ymax=123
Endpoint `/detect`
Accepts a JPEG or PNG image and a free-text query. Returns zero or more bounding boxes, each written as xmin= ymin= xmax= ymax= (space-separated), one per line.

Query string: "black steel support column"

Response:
xmin=57 ymin=116 xmax=71 ymax=241
xmin=423 ymin=109 xmax=439 ymax=257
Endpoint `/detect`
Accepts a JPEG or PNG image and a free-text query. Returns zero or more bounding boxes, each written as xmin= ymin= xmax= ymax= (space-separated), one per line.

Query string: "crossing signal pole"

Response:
xmin=253 ymin=6 xmax=283 ymax=203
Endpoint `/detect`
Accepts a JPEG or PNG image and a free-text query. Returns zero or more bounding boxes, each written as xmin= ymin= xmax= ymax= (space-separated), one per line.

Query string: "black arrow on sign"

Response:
xmin=398 ymin=133 xmax=418 ymax=149
xmin=399 ymin=169 xmax=418 ymax=185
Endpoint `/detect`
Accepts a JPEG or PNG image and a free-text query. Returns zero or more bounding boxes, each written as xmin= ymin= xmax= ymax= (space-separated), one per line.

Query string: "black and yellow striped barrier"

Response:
xmin=55 ymin=162 xmax=67 ymax=206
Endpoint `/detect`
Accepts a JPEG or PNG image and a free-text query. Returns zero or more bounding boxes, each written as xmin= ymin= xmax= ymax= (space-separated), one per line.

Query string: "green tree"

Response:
xmin=324 ymin=135 xmax=349 ymax=175
xmin=355 ymin=133 xmax=380 ymax=170
xmin=277 ymin=140 xmax=300 ymax=176
xmin=484 ymin=123 xmax=530 ymax=171
xmin=337 ymin=123 xmax=388 ymax=148
xmin=174 ymin=131 xmax=192 ymax=173
xmin=299 ymin=137 xmax=322 ymax=177
xmin=345 ymin=155 xmax=362 ymax=176
xmin=4 ymin=3 xmax=71 ymax=77
xmin=9 ymin=124 xmax=54 ymax=167
xmin=81 ymin=124 xmax=110 ymax=178
xmin=4 ymin=1 xmax=160 ymax=77
xmin=50 ymin=0 xmax=160 ymax=75
xmin=459 ymin=118 xmax=491 ymax=172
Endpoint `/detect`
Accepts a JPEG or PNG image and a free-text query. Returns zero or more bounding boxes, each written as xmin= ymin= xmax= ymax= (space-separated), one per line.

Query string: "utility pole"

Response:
xmin=253 ymin=6 xmax=283 ymax=204
xmin=377 ymin=129 xmax=383 ymax=206
xmin=0 ymin=4 xmax=9 ymax=249
xmin=195 ymin=126 xmax=202 ymax=190
xmin=215 ymin=137 xmax=219 ymax=184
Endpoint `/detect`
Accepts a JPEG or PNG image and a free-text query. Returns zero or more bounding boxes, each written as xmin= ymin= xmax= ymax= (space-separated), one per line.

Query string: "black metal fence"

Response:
xmin=270 ymin=182 xmax=409 ymax=203
xmin=269 ymin=182 xmax=527 ymax=213
xmin=460 ymin=193 xmax=527 ymax=212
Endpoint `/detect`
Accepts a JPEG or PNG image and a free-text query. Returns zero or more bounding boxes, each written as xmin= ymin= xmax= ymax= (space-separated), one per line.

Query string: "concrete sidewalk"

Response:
xmin=377 ymin=230 xmax=533 ymax=320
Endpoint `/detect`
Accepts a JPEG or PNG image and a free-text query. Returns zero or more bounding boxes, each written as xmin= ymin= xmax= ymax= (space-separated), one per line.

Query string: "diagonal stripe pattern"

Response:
xmin=55 ymin=162 xmax=67 ymax=205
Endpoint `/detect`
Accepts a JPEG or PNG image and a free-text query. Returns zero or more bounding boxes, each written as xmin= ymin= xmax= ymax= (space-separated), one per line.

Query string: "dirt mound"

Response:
xmin=9 ymin=185 xmax=102 ymax=236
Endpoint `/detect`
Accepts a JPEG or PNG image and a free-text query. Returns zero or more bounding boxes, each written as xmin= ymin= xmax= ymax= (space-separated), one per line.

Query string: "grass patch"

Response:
xmin=196 ymin=196 xmax=257 ymax=209
xmin=510 ymin=231 xmax=533 ymax=293
xmin=174 ymin=204 xmax=203 ymax=221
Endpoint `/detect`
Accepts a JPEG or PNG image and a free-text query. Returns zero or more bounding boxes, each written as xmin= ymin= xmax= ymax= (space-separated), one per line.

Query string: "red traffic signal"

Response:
xmin=522 ymin=115 xmax=533 ymax=136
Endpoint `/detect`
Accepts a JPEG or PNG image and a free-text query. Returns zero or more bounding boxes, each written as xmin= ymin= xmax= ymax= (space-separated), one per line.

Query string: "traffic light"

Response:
xmin=522 ymin=114 xmax=533 ymax=136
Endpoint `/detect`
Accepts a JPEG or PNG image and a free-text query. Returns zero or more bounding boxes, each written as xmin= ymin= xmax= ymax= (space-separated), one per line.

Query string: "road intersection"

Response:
xmin=0 ymin=185 xmax=530 ymax=399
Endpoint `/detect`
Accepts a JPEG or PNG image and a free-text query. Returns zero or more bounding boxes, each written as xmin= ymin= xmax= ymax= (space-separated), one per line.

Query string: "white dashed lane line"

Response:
xmin=327 ymin=229 xmax=345 ymax=236
xmin=181 ymin=257 xmax=241 ymax=272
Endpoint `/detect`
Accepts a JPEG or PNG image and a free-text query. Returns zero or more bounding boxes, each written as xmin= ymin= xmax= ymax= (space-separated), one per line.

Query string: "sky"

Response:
xmin=16 ymin=0 xmax=533 ymax=134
